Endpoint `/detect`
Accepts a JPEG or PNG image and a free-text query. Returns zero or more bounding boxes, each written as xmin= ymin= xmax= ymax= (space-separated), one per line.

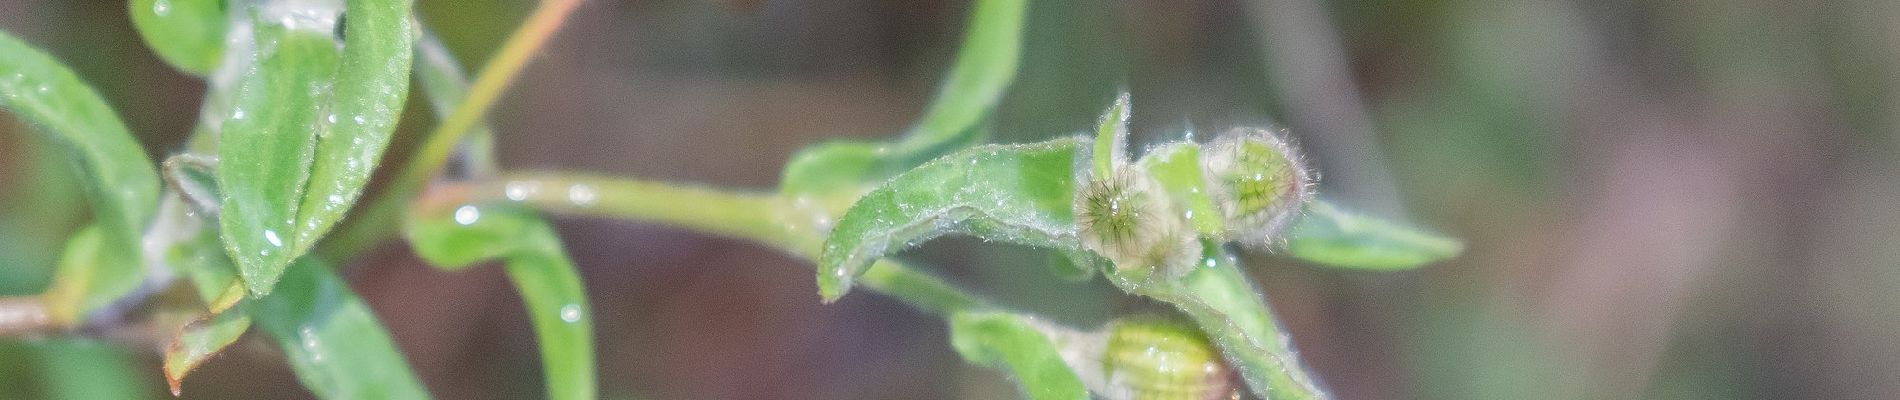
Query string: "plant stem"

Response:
xmin=323 ymin=0 xmax=582 ymax=260
xmin=0 ymin=296 xmax=51 ymax=337
xmin=417 ymin=172 xmax=985 ymax=315
xmin=403 ymin=0 xmax=581 ymax=186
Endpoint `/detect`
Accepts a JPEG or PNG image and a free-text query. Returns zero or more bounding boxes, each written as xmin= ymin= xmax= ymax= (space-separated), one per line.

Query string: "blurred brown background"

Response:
xmin=3 ymin=0 xmax=1899 ymax=398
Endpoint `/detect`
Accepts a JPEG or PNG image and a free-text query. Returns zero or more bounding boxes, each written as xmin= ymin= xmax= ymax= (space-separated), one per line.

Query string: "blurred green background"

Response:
xmin=3 ymin=0 xmax=1898 ymax=398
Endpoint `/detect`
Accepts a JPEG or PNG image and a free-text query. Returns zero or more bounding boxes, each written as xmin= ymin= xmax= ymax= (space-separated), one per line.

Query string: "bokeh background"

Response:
xmin=4 ymin=0 xmax=1899 ymax=398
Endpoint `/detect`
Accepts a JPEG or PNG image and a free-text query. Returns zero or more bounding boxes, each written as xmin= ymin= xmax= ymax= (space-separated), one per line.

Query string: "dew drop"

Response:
xmin=352 ymin=115 xmax=366 ymax=125
xmin=299 ymin=326 xmax=325 ymax=362
xmin=327 ymin=113 xmax=338 ymax=124
xmin=35 ymin=84 xmax=48 ymax=94
xmin=453 ymin=205 xmax=480 ymax=226
xmin=567 ymin=184 xmax=597 ymax=206
xmin=263 ymin=230 xmax=283 ymax=247
xmin=559 ymin=304 xmax=582 ymax=323
xmin=504 ymin=181 xmax=536 ymax=201
xmin=152 ymin=0 xmax=171 ymax=16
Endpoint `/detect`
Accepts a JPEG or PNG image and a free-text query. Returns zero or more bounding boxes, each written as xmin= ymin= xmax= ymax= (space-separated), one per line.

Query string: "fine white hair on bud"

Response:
xmin=1075 ymin=168 xmax=1198 ymax=276
xmin=1201 ymin=127 xmax=1314 ymax=247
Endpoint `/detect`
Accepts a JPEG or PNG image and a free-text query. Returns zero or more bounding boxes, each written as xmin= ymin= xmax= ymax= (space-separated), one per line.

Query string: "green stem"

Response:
xmin=418 ymin=172 xmax=985 ymax=315
xmin=323 ymin=0 xmax=581 ymax=260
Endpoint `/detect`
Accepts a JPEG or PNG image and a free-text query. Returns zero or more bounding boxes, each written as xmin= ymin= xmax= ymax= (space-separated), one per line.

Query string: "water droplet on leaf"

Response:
xmin=453 ymin=205 xmax=480 ymax=226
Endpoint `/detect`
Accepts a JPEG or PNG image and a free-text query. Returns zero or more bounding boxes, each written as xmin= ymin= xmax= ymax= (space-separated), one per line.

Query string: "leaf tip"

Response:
xmin=818 ymin=274 xmax=852 ymax=304
xmin=240 ymin=269 xmax=278 ymax=298
xmin=162 ymin=336 xmax=192 ymax=397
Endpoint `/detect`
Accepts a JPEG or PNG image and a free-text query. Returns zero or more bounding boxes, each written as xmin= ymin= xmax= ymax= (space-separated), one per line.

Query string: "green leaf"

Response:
xmin=406 ymin=205 xmax=597 ymax=400
xmin=502 ymin=248 xmax=596 ymax=400
xmin=163 ymin=308 xmax=252 ymax=396
xmin=1284 ymin=201 xmax=1464 ymax=269
xmin=152 ymin=154 xmax=250 ymax=396
xmin=780 ymin=0 xmax=1026 ymax=194
xmin=43 ymin=225 xmax=111 ymax=324
xmin=130 ymin=0 xmax=226 ymax=75
xmin=163 ymin=154 xmax=223 ymax=218
xmin=1103 ymin=240 xmax=1327 ymax=400
xmin=291 ymin=0 xmax=417 ymax=258
xmin=219 ymin=0 xmax=417 ymax=297
xmin=218 ymin=18 xmax=341 ymax=297
xmin=1092 ymin=91 xmax=1129 ymax=176
xmin=817 ymin=136 xmax=1086 ymax=301
xmin=250 ymin=258 xmax=429 ymax=400
xmin=0 ymin=31 xmax=160 ymax=325
xmin=948 ymin=312 xmax=1089 ymax=400
xmin=404 ymin=34 xmax=596 ymax=398
xmin=405 ymin=203 xmax=541 ymax=269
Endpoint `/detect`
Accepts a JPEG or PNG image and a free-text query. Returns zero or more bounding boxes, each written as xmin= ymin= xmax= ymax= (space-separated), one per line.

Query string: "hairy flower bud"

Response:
xmin=1201 ymin=127 xmax=1314 ymax=247
xmin=1076 ymin=169 xmax=1199 ymax=277
xmin=1047 ymin=317 xmax=1240 ymax=400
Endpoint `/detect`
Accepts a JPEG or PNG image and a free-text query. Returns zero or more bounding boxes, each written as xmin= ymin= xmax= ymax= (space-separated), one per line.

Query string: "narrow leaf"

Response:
xmin=42 ymin=225 xmax=110 ymax=324
xmin=217 ymin=14 xmax=343 ymax=296
xmin=291 ymin=0 xmax=417 ymax=258
xmin=0 ymin=31 xmax=160 ymax=324
xmin=948 ymin=312 xmax=1089 ymax=400
xmin=151 ymin=156 xmax=252 ymax=394
xmin=163 ymin=308 xmax=251 ymax=396
xmin=1284 ymin=201 xmax=1463 ymax=269
xmin=1092 ymin=92 xmax=1129 ymax=176
xmin=817 ymin=136 xmax=1087 ymax=300
xmin=162 ymin=154 xmax=222 ymax=218
xmin=780 ymin=0 xmax=1026 ymax=194
xmin=406 ymin=205 xmax=596 ymax=399
xmin=250 ymin=259 xmax=429 ymax=400
xmin=503 ymin=248 xmax=596 ymax=400
xmin=130 ymin=0 xmax=226 ymax=75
